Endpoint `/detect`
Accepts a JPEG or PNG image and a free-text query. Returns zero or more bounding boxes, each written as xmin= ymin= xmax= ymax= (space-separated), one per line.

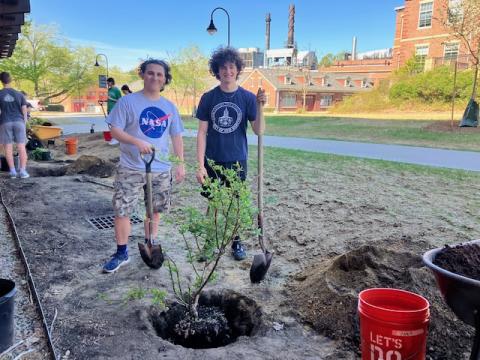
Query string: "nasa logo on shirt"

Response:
xmin=139 ymin=106 xmax=170 ymax=138
xmin=211 ymin=102 xmax=242 ymax=134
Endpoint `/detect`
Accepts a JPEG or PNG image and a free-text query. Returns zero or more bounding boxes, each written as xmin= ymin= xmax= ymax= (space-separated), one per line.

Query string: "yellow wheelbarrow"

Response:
xmin=27 ymin=124 xmax=63 ymax=150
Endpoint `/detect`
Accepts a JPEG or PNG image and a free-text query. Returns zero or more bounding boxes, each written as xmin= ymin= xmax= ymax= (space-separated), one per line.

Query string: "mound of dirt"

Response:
xmin=30 ymin=155 xmax=115 ymax=178
xmin=288 ymin=245 xmax=474 ymax=359
xmin=64 ymin=155 xmax=115 ymax=177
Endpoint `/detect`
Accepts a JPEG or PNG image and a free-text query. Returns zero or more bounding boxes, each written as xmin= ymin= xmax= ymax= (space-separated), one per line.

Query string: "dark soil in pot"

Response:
xmin=433 ymin=243 xmax=480 ymax=281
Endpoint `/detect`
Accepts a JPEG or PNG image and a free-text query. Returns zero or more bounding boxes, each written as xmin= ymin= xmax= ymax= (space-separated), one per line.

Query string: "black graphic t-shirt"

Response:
xmin=196 ymin=86 xmax=256 ymax=162
xmin=0 ymin=88 xmax=27 ymax=125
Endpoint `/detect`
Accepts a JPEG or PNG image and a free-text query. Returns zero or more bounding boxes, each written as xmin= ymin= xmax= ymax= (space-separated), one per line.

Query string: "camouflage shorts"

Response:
xmin=113 ymin=166 xmax=172 ymax=217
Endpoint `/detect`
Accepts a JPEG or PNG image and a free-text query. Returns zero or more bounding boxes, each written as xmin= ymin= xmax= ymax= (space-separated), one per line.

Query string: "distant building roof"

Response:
xmin=357 ymin=48 xmax=393 ymax=60
xmin=266 ymin=48 xmax=296 ymax=58
xmin=243 ymin=68 xmax=373 ymax=93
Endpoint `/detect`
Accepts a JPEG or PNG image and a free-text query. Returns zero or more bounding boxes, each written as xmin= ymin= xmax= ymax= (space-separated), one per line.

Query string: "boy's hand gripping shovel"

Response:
xmin=250 ymin=90 xmax=273 ymax=283
xmin=138 ymin=148 xmax=164 ymax=269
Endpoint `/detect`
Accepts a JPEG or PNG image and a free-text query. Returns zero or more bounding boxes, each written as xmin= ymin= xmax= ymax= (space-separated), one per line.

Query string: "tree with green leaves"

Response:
xmin=0 ymin=21 xmax=98 ymax=103
xmin=166 ymin=163 xmax=257 ymax=318
xmin=168 ymin=45 xmax=210 ymax=114
xmin=441 ymin=0 xmax=480 ymax=100
xmin=318 ymin=51 xmax=348 ymax=67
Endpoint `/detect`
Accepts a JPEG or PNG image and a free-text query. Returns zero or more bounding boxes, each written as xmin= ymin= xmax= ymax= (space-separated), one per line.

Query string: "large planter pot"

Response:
xmin=0 ymin=279 xmax=17 ymax=353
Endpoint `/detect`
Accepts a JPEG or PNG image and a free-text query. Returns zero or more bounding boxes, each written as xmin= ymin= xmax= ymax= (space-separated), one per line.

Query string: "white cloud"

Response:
xmin=68 ymin=37 xmax=168 ymax=71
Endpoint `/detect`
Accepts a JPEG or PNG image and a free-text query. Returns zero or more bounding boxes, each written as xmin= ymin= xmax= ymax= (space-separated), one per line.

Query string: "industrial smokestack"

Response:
xmin=265 ymin=13 xmax=271 ymax=50
xmin=352 ymin=36 xmax=357 ymax=60
xmin=287 ymin=4 xmax=295 ymax=49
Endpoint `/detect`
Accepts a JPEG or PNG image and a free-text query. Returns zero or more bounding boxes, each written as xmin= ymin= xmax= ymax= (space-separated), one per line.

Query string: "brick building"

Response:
xmin=392 ymin=0 xmax=474 ymax=70
xmin=59 ymin=86 xmax=108 ymax=113
xmin=321 ymin=0 xmax=475 ymax=84
xmin=239 ymin=68 xmax=372 ymax=112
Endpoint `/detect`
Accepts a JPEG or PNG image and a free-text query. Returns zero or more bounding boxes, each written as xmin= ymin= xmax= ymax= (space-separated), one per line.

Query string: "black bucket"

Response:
xmin=0 ymin=156 xmax=8 ymax=172
xmin=0 ymin=279 xmax=17 ymax=353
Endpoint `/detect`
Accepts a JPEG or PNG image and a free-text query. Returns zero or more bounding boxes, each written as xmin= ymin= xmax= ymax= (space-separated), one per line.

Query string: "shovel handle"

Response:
xmin=141 ymin=147 xmax=155 ymax=173
xmin=143 ymin=149 xmax=155 ymax=245
xmin=257 ymin=97 xmax=266 ymax=252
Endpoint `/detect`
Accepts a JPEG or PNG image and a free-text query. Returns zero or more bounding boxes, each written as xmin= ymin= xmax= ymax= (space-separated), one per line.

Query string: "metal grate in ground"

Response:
xmin=87 ymin=214 xmax=143 ymax=230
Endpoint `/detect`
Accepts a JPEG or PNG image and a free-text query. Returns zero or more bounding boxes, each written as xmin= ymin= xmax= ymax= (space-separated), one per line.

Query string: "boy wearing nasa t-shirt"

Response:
xmin=195 ymin=47 xmax=265 ymax=261
xmin=102 ymin=59 xmax=185 ymax=273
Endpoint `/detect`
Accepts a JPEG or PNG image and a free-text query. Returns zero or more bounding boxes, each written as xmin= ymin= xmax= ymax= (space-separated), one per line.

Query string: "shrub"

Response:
xmin=45 ymin=104 xmax=64 ymax=112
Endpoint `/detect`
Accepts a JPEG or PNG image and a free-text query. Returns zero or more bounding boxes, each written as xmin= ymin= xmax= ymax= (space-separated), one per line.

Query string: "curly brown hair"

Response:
xmin=209 ymin=47 xmax=244 ymax=80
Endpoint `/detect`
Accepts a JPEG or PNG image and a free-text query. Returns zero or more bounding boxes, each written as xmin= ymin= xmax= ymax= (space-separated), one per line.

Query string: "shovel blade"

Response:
xmin=249 ymin=251 xmax=273 ymax=283
xmin=138 ymin=242 xmax=164 ymax=269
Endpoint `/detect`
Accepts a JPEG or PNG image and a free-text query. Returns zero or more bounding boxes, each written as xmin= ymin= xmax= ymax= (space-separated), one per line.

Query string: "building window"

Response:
xmin=444 ymin=42 xmax=459 ymax=60
xmin=418 ymin=2 xmax=433 ymax=28
xmin=415 ymin=44 xmax=429 ymax=65
xmin=281 ymin=93 xmax=296 ymax=107
xmin=344 ymin=77 xmax=353 ymax=87
xmin=284 ymin=74 xmax=293 ymax=85
xmin=322 ymin=76 xmax=331 ymax=87
xmin=320 ymin=95 xmax=333 ymax=107
xmin=361 ymin=79 xmax=373 ymax=88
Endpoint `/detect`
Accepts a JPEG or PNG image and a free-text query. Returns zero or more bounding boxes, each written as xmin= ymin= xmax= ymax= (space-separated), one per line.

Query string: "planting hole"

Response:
xmin=149 ymin=289 xmax=262 ymax=349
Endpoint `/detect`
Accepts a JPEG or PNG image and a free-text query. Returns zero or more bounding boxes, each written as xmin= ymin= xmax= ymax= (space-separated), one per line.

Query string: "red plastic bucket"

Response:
xmin=103 ymin=131 xmax=112 ymax=142
xmin=358 ymin=288 xmax=430 ymax=360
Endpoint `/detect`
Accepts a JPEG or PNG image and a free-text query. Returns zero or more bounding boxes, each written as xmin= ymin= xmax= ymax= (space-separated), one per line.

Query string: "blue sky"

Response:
xmin=30 ymin=0 xmax=403 ymax=70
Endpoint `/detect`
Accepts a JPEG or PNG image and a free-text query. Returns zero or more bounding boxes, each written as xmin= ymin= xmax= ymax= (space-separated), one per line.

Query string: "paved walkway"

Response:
xmin=54 ymin=117 xmax=480 ymax=172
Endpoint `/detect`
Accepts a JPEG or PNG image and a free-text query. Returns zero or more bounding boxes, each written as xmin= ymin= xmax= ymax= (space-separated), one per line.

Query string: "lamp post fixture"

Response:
xmin=206 ymin=7 xmax=230 ymax=47
xmin=94 ymin=53 xmax=109 ymax=78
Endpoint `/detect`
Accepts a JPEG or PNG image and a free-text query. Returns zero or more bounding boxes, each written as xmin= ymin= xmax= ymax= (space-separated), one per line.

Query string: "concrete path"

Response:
xmin=53 ymin=116 xmax=480 ymax=172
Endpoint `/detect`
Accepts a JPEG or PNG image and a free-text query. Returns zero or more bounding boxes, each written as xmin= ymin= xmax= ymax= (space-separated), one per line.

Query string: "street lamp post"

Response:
xmin=206 ymin=7 xmax=230 ymax=47
xmin=94 ymin=53 xmax=109 ymax=78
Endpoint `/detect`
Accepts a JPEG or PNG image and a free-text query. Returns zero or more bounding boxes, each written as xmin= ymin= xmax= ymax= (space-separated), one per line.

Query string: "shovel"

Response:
xmin=250 ymin=91 xmax=273 ymax=283
xmin=138 ymin=148 xmax=164 ymax=269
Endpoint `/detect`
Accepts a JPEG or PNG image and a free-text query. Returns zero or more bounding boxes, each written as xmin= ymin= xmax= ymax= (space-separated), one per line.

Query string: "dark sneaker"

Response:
xmin=9 ymin=171 xmax=17 ymax=179
xmin=231 ymin=239 xmax=246 ymax=261
xmin=103 ymin=252 xmax=130 ymax=273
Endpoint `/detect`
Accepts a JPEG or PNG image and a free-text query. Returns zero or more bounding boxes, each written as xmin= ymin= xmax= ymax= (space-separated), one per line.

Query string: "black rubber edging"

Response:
xmin=0 ymin=185 xmax=58 ymax=360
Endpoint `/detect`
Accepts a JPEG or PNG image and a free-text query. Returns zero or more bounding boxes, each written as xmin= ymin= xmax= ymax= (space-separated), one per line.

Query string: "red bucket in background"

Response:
xmin=103 ymin=131 xmax=112 ymax=142
xmin=358 ymin=288 xmax=430 ymax=360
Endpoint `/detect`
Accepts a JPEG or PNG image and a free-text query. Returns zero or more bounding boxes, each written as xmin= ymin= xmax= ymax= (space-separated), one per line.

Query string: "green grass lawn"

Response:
xmin=182 ymin=114 xmax=480 ymax=152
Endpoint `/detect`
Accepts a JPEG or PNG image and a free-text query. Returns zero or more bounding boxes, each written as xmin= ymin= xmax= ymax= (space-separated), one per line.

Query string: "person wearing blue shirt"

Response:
xmin=195 ymin=47 xmax=265 ymax=261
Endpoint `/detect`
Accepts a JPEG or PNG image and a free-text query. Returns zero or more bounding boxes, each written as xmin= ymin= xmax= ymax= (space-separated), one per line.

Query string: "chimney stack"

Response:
xmin=265 ymin=13 xmax=271 ymax=50
xmin=287 ymin=4 xmax=295 ymax=49
xmin=352 ymin=36 xmax=357 ymax=60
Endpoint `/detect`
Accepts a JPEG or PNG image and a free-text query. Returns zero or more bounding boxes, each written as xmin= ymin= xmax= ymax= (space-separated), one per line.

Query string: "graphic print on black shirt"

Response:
xmin=211 ymin=101 xmax=242 ymax=134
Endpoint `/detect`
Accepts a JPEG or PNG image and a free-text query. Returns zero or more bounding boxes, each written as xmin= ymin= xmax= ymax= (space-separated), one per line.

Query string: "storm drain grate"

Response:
xmin=87 ymin=214 xmax=143 ymax=230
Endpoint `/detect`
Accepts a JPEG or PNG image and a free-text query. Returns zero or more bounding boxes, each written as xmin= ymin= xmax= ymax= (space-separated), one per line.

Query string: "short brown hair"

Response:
xmin=0 ymin=72 xmax=11 ymax=84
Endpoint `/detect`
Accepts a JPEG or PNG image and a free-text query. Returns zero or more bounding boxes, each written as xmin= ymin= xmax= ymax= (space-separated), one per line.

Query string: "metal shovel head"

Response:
xmin=138 ymin=242 xmax=164 ymax=269
xmin=250 ymin=251 xmax=273 ymax=283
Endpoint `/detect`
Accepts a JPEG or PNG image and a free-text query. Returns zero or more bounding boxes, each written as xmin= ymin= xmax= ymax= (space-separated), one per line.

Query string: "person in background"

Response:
xmin=121 ymin=84 xmax=133 ymax=96
xmin=0 ymin=72 xmax=29 ymax=178
xmin=106 ymin=78 xmax=122 ymax=145
xmin=102 ymin=59 xmax=185 ymax=273
xmin=195 ymin=47 xmax=265 ymax=261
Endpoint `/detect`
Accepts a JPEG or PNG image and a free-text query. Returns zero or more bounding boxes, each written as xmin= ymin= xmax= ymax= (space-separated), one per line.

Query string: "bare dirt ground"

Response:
xmin=1 ymin=132 xmax=479 ymax=359
xmin=424 ymin=120 xmax=480 ymax=133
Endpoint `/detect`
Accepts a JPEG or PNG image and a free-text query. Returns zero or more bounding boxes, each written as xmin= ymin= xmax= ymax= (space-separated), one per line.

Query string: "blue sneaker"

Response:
xmin=9 ymin=170 xmax=17 ymax=179
xmin=231 ymin=238 xmax=246 ymax=261
xmin=18 ymin=169 xmax=30 ymax=179
xmin=103 ymin=252 xmax=130 ymax=273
